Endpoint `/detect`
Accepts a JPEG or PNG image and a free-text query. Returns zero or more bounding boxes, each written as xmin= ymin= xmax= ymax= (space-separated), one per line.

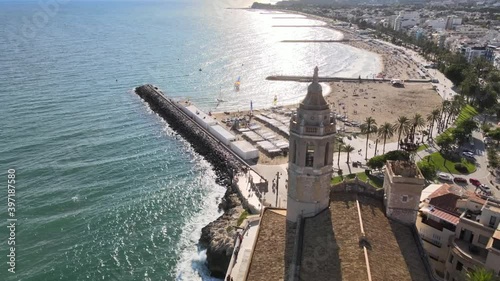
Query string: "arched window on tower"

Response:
xmin=324 ymin=142 xmax=329 ymax=166
xmin=291 ymin=140 xmax=297 ymax=164
xmin=305 ymin=144 xmax=314 ymax=167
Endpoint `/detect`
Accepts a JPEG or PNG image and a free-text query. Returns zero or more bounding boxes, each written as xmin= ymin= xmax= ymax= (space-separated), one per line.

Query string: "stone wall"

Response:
xmin=330 ymin=179 xmax=384 ymax=200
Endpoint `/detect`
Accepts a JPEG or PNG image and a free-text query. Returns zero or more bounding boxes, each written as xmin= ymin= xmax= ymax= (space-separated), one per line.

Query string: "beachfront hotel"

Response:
xmin=225 ymin=68 xmax=434 ymax=281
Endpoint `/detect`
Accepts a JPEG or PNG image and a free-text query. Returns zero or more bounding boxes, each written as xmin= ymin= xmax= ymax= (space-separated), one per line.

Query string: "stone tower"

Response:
xmin=286 ymin=67 xmax=336 ymax=222
xmin=383 ymin=160 xmax=425 ymax=225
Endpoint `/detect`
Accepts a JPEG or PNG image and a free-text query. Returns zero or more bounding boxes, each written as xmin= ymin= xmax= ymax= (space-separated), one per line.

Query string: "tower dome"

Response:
xmin=300 ymin=66 xmax=329 ymax=111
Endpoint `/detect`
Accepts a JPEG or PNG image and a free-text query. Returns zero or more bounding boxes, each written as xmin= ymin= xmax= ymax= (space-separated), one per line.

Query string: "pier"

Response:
xmin=266 ymin=75 xmax=432 ymax=83
xmin=272 ymin=25 xmax=328 ymax=27
xmin=281 ymin=39 xmax=353 ymax=43
xmin=134 ymin=84 xmax=270 ymax=212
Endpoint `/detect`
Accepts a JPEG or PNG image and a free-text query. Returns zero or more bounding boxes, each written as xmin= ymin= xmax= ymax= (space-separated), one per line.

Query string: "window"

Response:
xmin=291 ymin=141 xmax=296 ymax=164
xmin=456 ymin=261 xmax=463 ymax=271
xmin=492 ymin=238 xmax=500 ymax=250
xmin=490 ymin=216 xmax=497 ymax=227
xmin=305 ymin=144 xmax=314 ymax=167
xmin=324 ymin=142 xmax=329 ymax=166
xmin=478 ymin=235 xmax=489 ymax=246
xmin=448 ymin=254 xmax=454 ymax=264
xmin=402 ymin=195 xmax=408 ymax=202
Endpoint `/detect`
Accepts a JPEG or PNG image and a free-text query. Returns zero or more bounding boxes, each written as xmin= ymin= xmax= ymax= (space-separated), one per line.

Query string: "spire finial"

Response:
xmin=313 ymin=66 xmax=319 ymax=83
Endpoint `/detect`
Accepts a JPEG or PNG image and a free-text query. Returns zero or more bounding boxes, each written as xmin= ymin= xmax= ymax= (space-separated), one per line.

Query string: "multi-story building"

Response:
xmin=417 ymin=184 xmax=469 ymax=279
xmin=446 ymin=16 xmax=462 ymax=30
xmin=446 ymin=199 xmax=500 ymax=281
xmin=416 ymin=183 xmax=500 ymax=280
xmin=464 ymin=46 xmax=487 ymax=62
xmin=393 ymin=11 xmax=420 ymax=31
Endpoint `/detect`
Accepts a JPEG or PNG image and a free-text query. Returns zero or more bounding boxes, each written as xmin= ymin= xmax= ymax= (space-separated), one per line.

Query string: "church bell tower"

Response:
xmin=286 ymin=67 xmax=336 ymax=222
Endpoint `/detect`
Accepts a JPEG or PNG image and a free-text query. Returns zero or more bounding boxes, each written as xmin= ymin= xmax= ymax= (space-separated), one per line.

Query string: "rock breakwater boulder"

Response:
xmin=134 ymin=85 xmax=246 ymax=277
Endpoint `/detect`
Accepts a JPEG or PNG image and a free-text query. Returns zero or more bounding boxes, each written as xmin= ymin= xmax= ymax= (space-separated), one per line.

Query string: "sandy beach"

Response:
xmin=327 ymin=81 xmax=443 ymax=141
xmin=209 ymin=11 xmax=444 ymax=164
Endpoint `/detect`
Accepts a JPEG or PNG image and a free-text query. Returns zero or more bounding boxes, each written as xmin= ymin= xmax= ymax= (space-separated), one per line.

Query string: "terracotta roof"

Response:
xmin=247 ymin=194 xmax=431 ymax=281
xmin=429 ymin=193 xmax=461 ymax=214
xmin=421 ymin=205 xmax=460 ymax=225
xmin=427 ymin=183 xmax=463 ymax=198
xmin=246 ymin=209 xmax=294 ymax=281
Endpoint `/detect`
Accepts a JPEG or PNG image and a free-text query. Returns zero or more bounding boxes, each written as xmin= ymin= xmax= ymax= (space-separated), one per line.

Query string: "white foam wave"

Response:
xmin=174 ymin=163 xmax=226 ymax=281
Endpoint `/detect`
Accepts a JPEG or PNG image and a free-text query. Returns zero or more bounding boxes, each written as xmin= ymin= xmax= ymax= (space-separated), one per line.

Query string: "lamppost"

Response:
xmin=275 ymin=171 xmax=282 ymax=208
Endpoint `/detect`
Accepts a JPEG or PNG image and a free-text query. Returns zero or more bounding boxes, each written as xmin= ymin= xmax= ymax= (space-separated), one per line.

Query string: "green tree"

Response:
xmin=337 ymin=143 xmax=344 ymax=167
xmin=427 ymin=109 xmax=441 ymax=140
xmin=456 ymin=118 xmax=478 ymax=136
xmin=378 ymin=122 xmax=394 ymax=154
xmin=417 ymin=161 xmax=437 ymax=180
xmin=409 ymin=113 xmax=426 ymax=143
xmin=465 ymin=266 xmax=498 ymax=281
xmin=488 ymin=128 xmax=500 ymax=145
xmin=444 ymin=64 xmax=466 ymax=85
xmin=343 ymin=144 xmax=355 ymax=174
xmin=393 ymin=116 xmax=411 ymax=149
xmin=360 ymin=117 xmax=378 ymax=160
xmin=384 ymin=150 xmax=410 ymax=161
xmin=436 ymin=132 xmax=455 ymax=152
xmin=439 ymin=100 xmax=451 ymax=132
xmin=367 ymin=155 xmax=385 ymax=170
xmin=481 ymin=123 xmax=492 ymax=134
xmin=453 ymin=126 xmax=469 ymax=146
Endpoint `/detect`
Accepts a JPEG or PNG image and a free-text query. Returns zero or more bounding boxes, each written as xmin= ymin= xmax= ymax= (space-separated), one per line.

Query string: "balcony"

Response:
xmin=451 ymin=238 xmax=488 ymax=265
xmin=289 ymin=120 xmax=336 ymax=136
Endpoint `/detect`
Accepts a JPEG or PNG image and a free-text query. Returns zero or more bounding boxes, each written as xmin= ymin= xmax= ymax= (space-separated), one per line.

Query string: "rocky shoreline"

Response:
xmin=134 ymin=84 xmax=247 ymax=278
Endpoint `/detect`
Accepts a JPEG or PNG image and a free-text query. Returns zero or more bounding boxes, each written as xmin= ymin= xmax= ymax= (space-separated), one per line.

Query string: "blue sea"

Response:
xmin=0 ymin=1 xmax=381 ymax=280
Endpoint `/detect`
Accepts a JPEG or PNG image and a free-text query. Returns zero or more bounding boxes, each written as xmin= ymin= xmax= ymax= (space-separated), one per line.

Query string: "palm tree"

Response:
xmin=337 ymin=143 xmax=344 ymax=168
xmin=378 ymin=122 xmax=394 ymax=154
xmin=409 ymin=113 xmax=425 ymax=143
xmin=427 ymin=109 xmax=440 ymax=140
xmin=465 ymin=266 xmax=497 ymax=281
xmin=343 ymin=144 xmax=355 ymax=174
xmin=446 ymin=96 xmax=464 ymax=127
xmin=438 ymin=100 xmax=451 ymax=132
xmin=360 ymin=117 xmax=377 ymax=160
xmin=393 ymin=116 xmax=411 ymax=149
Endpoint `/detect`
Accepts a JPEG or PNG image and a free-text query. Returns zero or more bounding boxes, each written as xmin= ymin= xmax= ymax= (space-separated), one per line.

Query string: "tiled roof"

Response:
xmin=421 ymin=205 xmax=460 ymax=225
xmin=246 ymin=209 xmax=294 ymax=281
xmin=247 ymin=194 xmax=431 ymax=281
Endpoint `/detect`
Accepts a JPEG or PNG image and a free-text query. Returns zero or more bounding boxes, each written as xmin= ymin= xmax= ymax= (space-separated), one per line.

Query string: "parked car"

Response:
xmin=438 ymin=173 xmax=452 ymax=181
xmin=469 ymin=178 xmax=481 ymax=187
xmin=478 ymin=184 xmax=492 ymax=195
xmin=453 ymin=177 xmax=467 ymax=184
xmin=461 ymin=151 xmax=474 ymax=158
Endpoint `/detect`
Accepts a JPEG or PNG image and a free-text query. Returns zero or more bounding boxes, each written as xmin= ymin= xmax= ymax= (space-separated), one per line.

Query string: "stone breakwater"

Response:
xmin=134 ymin=84 xmax=245 ymax=278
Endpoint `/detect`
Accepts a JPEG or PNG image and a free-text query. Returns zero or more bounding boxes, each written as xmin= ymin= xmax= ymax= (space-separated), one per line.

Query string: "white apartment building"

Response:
xmin=416 ymin=184 xmax=500 ymax=281
xmin=393 ymin=11 xmax=420 ymax=31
